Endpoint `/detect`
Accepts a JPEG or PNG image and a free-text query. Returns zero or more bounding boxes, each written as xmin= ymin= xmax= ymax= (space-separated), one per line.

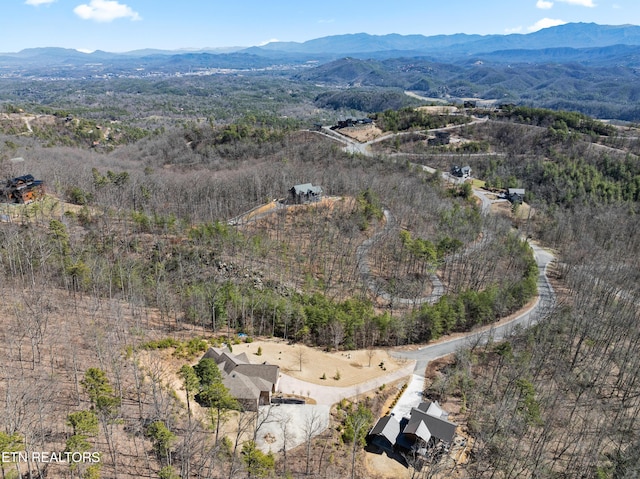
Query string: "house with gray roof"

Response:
xmin=201 ymin=347 xmax=280 ymax=411
xmin=402 ymin=406 xmax=457 ymax=446
xmin=507 ymin=188 xmax=526 ymax=204
xmin=369 ymin=401 xmax=457 ymax=458
xmin=368 ymin=415 xmax=401 ymax=453
xmin=451 ymin=165 xmax=471 ymax=178
xmin=288 ymin=183 xmax=323 ymax=204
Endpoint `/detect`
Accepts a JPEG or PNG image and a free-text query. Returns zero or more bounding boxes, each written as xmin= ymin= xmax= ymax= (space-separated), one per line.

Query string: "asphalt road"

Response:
xmin=391 ymin=242 xmax=556 ymax=376
xmin=314 ymin=116 xmax=489 ymax=157
xmin=311 ymin=127 xmax=558 ymax=378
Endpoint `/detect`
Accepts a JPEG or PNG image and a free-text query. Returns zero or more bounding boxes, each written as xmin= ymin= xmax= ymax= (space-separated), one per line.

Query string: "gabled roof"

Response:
xmin=235 ymin=352 xmax=250 ymax=363
xmin=369 ymin=415 xmax=401 ymax=445
xmin=417 ymin=400 xmax=448 ymax=419
xmin=404 ymin=407 xmax=457 ymax=444
xmin=508 ymin=188 xmax=526 ymax=195
xmin=404 ymin=412 xmax=432 ymax=443
xmin=218 ymin=351 xmax=247 ymax=374
xmin=201 ymin=347 xmax=280 ymax=399
xmin=222 ymin=371 xmax=262 ymax=401
xmin=234 ymin=363 xmax=279 ymax=386
xmin=292 ymin=183 xmax=322 ymax=195
xmin=423 ymin=414 xmax=456 ymax=443
xmin=202 ymin=346 xmax=231 ymax=362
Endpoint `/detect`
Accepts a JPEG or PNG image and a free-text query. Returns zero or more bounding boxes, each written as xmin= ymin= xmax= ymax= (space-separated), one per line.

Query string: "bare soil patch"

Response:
xmin=0 ymin=112 xmax=56 ymax=134
xmin=338 ymin=124 xmax=385 ymax=142
xmin=417 ymin=105 xmax=459 ymax=115
xmin=364 ymin=450 xmax=412 ymax=479
xmin=491 ymin=199 xmax=533 ymax=225
xmin=0 ymin=194 xmax=86 ymax=223
xmin=238 ymin=338 xmax=407 ymax=387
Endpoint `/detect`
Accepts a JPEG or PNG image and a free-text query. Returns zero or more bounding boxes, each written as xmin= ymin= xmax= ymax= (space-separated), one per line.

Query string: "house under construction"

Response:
xmin=1 ymin=175 xmax=45 ymax=205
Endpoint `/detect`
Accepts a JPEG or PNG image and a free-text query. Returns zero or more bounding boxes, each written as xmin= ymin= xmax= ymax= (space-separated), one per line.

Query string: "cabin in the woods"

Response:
xmin=288 ymin=183 xmax=323 ymax=204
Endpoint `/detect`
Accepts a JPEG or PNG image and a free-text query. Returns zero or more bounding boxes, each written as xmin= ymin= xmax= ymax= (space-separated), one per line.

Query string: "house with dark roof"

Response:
xmin=507 ymin=188 xmax=526 ymax=204
xmin=368 ymin=415 xmax=401 ymax=454
xmin=202 ymin=347 xmax=280 ymax=411
xmin=428 ymin=131 xmax=451 ymax=146
xmin=451 ymin=165 xmax=472 ymax=178
xmin=369 ymin=401 xmax=457 ymax=459
xmin=1 ymin=174 xmax=45 ymax=205
xmin=401 ymin=407 xmax=457 ymax=446
xmin=288 ymin=183 xmax=323 ymax=204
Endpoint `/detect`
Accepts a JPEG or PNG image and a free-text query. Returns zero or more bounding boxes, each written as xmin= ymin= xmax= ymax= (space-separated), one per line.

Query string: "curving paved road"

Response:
xmin=313 ymin=116 xmax=489 ymax=157
xmin=274 ymin=241 xmax=555 ymax=410
xmin=256 ymin=126 xmax=557 ymax=400
xmin=391 ymin=241 xmax=555 ymax=376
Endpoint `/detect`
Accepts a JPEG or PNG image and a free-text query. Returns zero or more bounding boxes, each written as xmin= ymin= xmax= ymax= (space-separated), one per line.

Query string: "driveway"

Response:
xmin=389 ymin=374 xmax=425 ymax=419
xmin=257 ymin=362 xmax=416 ymax=453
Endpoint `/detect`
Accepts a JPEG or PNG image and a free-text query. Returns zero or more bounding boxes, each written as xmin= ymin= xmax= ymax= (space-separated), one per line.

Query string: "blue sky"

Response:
xmin=1 ymin=0 xmax=639 ymax=53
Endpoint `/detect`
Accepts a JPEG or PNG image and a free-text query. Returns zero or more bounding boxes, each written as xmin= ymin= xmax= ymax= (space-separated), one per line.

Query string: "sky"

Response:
xmin=1 ymin=0 xmax=639 ymax=53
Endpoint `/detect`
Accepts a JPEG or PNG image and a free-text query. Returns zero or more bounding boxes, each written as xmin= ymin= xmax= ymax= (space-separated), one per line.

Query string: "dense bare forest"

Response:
xmin=0 ymin=74 xmax=639 ymax=479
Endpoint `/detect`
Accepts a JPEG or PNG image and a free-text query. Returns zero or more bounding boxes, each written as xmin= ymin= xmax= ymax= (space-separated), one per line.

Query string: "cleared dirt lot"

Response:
xmin=417 ymin=105 xmax=459 ymax=115
xmin=337 ymin=124 xmax=385 ymax=142
xmin=238 ymin=338 xmax=407 ymax=387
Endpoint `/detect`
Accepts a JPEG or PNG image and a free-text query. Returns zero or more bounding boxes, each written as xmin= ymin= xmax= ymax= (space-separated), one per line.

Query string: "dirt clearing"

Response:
xmin=237 ymin=339 xmax=407 ymax=387
xmin=338 ymin=124 xmax=385 ymax=142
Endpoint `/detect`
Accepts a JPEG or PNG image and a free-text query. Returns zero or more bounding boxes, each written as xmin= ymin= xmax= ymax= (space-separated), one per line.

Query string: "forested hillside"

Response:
xmin=0 ymin=82 xmax=639 ymax=479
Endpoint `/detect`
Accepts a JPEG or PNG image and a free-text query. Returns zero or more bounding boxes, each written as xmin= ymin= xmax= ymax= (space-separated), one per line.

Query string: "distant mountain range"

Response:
xmin=254 ymin=23 xmax=640 ymax=57
xmin=2 ymin=23 xmax=640 ymax=120
xmin=3 ymin=22 xmax=640 ymax=67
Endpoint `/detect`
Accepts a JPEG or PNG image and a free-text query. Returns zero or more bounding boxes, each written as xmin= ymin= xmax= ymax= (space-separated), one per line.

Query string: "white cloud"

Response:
xmin=556 ymin=0 xmax=596 ymax=6
xmin=505 ymin=26 xmax=524 ymax=34
xmin=528 ymin=18 xmax=568 ymax=31
xmin=25 ymin=0 xmax=56 ymax=5
xmin=536 ymin=0 xmax=554 ymax=9
xmin=73 ymin=0 xmax=141 ymax=22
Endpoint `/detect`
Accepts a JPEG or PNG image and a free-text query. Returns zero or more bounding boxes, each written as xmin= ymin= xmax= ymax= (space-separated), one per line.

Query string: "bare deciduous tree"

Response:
xmin=302 ymin=408 xmax=324 ymax=475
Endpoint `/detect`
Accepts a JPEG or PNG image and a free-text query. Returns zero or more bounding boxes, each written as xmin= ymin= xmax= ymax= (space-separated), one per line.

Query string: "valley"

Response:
xmin=0 ymin=20 xmax=639 ymax=479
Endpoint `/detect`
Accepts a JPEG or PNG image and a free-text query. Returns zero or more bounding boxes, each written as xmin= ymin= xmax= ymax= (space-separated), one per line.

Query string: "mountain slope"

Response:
xmin=253 ymin=23 xmax=640 ymax=57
